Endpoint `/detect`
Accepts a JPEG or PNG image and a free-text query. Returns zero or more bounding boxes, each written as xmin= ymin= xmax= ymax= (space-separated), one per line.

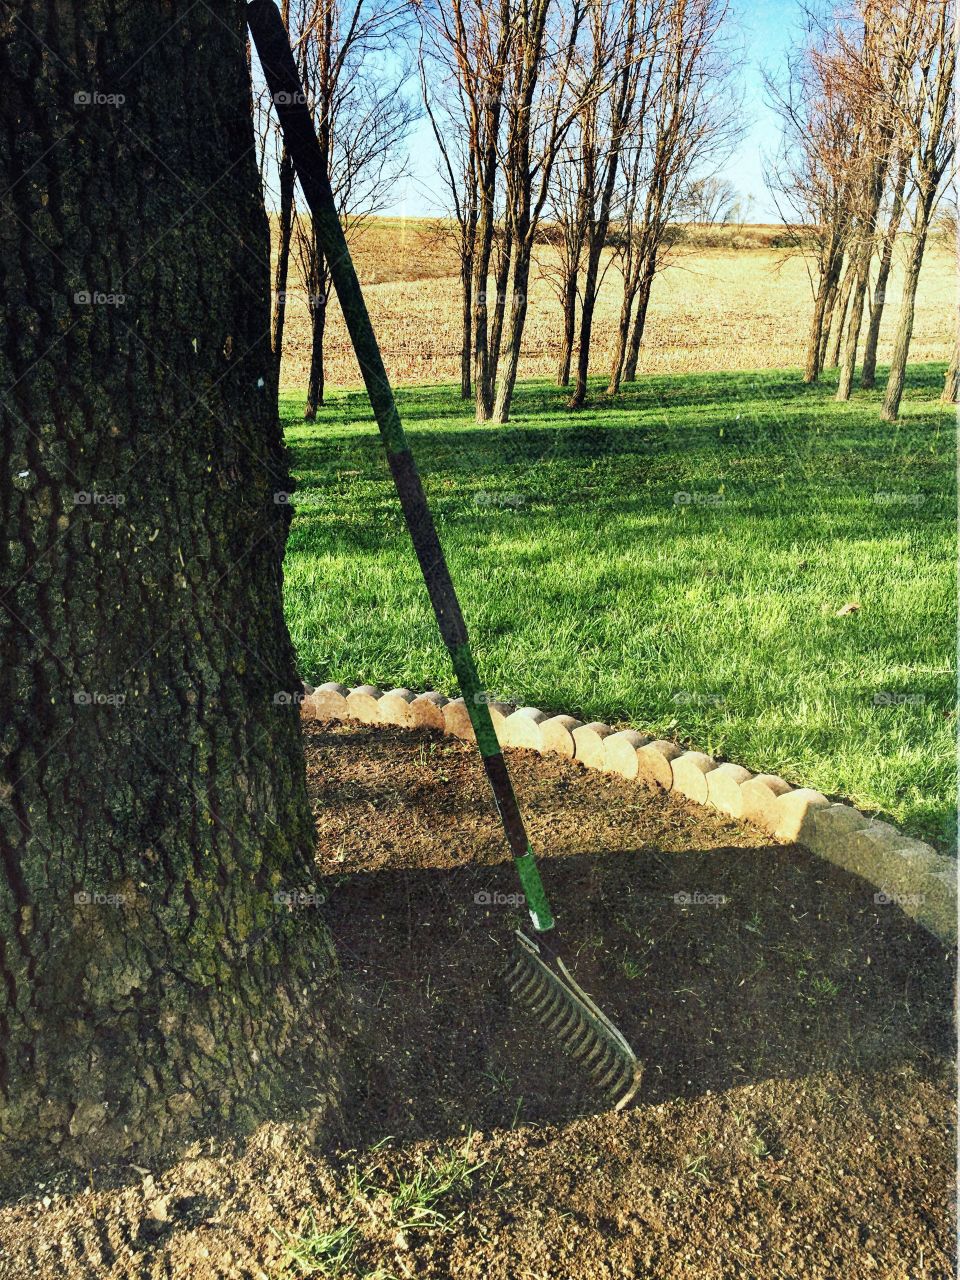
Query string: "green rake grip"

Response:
xmin=248 ymin=0 xmax=554 ymax=933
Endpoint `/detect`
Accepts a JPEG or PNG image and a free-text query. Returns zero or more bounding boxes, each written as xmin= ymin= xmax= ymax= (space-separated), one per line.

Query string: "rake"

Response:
xmin=247 ymin=0 xmax=642 ymax=1111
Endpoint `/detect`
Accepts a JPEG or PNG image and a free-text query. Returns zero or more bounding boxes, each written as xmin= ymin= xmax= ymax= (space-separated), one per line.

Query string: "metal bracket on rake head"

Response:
xmin=506 ymin=930 xmax=642 ymax=1111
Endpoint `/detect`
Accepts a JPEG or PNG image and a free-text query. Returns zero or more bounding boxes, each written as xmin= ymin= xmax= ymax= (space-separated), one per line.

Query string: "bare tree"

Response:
xmin=881 ymin=0 xmax=956 ymax=420
xmin=860 ymin=143 xmax=909 ymax=388
xmin=491 ymin=0 xmax=591 ymax=422
xmin=291 ymin=0 xmax=416 ymax=419
xmin=766 ymin=27 xmax=862 ymax=384
xmin=419 ymin=48 xmax=480 ymax=398
xmin=935 ymin=205 xmax=959 ymax=402
xmin=609 ymin=0 xmax=740 ymax=392
xmin=543 ymin=134 xmax=592 ymax=386
xmin=568 ymin=0 xmax=659 ymax=410
xmin=832 ymin=0 xmax=926 ymax=403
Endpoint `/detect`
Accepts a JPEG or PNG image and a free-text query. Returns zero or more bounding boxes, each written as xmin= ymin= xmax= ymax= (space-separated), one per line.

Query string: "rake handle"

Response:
xmin=247 ymin=0 xmax=554 ymax=932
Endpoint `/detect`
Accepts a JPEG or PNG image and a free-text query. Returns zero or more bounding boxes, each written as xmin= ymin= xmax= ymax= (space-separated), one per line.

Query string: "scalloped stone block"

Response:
xmin=501 ymin=707 xmax=548 ymax=750
xmin=844 ymin=824 xmax=956 ymax=944
xmin=408 ymin=691 xmax=447 ymax=730
xmin=772 ymin=787 xmax=830 ymax=841
xmin=636 ymin=740 xmax=682 ymax=790
xmin=345 ymin=685 xmax=383 ymax=724
xmin=805 ymin=803 xmax=868 ymax=863
xmin=740 ymin=774 xmax=792 ymax=832
xmin=442 ymin=697 xmax=476 ymax=741
xmin=671 ymin=751 xmax=718 ymax=804
xmin=602 ymin=730 xmax=652 ymax=779
xmin=540 ymin=715 xmax=582 ymax=758
xmin=706 ymin=763 xmax=752 ymax=816
xmin=377 ymin=688 xmax=416 ymax=727
xmin=572 ymin=722 xmax=613 ymax=770
xmin=485 ymin=701 xmax=516 ymax=743
xmin=306 ymin=682 xmax=349 ymax=721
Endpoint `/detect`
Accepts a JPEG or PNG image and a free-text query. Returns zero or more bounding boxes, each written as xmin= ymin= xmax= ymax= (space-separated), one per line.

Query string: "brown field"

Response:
xmin=275 ymin=216 xmax=955 ymax=391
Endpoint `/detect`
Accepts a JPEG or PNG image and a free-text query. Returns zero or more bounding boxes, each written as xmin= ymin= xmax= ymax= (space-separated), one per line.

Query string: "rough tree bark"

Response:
xmin=0 ymin=0 xmax=340 ymax=1181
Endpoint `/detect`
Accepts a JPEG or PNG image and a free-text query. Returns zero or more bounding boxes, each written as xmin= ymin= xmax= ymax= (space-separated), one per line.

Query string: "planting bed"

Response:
xmin=0 ymin=719 xmax=953 ymax=1279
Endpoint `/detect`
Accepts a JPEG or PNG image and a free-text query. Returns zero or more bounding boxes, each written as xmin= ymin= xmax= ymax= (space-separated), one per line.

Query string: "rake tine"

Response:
xmin=510 ymin=931 xmax=642 ymax=1111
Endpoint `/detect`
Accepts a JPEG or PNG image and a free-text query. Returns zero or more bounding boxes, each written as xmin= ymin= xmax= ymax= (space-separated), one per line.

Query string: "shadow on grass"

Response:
xmin=282 ymin=362 xmax=950 ymax=428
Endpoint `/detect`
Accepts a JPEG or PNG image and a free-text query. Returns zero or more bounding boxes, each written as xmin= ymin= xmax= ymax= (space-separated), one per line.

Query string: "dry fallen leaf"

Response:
xmin=835 ymin=602 xmax=861 ymax=616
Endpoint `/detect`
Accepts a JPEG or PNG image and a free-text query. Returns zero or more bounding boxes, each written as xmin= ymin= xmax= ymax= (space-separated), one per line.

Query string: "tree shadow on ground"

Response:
xmin=323 ymin=835 xmax=954 ymax=1150
xmin=290 ymin=361 xmax=949 ymax=428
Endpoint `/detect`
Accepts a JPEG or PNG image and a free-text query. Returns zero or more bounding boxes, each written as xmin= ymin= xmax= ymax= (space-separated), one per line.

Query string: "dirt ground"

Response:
xmin=0 ymin=719 xmax=954 ymax=1279
xmin=274 ymin=218 xmax=955 ymax=388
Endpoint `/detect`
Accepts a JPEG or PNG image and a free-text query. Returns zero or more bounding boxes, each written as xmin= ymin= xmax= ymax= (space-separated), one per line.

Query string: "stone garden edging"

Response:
xmin=301 ymin=682 xmax=957 ymax=947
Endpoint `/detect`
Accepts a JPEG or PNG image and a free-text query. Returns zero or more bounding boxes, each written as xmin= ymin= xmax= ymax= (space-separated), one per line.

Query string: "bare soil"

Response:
xmin=0 ymin=719 xmax=954 ymax=1279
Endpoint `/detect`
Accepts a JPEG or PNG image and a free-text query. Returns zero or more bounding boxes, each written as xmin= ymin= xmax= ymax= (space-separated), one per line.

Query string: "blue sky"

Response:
xmin=382 ymin=0 xmax=808 ymax=222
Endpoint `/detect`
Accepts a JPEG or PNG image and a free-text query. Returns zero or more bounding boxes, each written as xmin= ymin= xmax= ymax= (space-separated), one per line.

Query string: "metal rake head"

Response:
xmin=505 ymin=930 xmax=642 ymax=1111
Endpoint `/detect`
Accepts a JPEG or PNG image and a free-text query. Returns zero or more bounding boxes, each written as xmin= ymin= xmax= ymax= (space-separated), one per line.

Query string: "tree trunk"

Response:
xmin=607 ymin=263 xmax=641 ymax=395
xmin=804 ymin=248 xmax=842 ymax=384
xmin=304 ymin=291 xmax=327 ymax=420
xmin=881 ymin=230 xmax=927 ymax=422
xmin=472 ymin=200 xmax=498 ymax=422
xmin=836 ymin=241 xmax=872 ymax=400
xmin=623 ymin=259 xmax=655 ymax=383
xmin=827 ymin=267 xmax=854 ymax=368
xmin=492 ymin=246 xmax=533 ymax=423
xmin=861 ymin=166 xmax=908 ymax=391
xmin=943 ymin=333 xmax=959 ymax=403
xmin=818 ymin=273 xmax=840 ymax=373
xmin=557 ymin=269 xmax=578 ymax=386
xmin=0 ymin=0 xmax=340 ymax=1180
xmin=570 ymin=236 xmax=605 ymax=409
xmin=272 ymin=145 xmax=295 ymax=385
xmin=488 ymin=228 xmax=513 ymax=391
xmin=460 ymin=255 xmax=473 ymax=400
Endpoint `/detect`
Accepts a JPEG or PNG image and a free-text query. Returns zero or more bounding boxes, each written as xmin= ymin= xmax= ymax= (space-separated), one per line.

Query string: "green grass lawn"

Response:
xmin=281 ymin=364 xmax=955 ymax=849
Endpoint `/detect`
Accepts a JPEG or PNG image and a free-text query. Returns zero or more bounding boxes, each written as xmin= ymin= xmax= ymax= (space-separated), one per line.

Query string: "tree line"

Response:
xmin=768 ymin=0 xmax=956 ymax=420
xmin=253 ymin=0 xmax=955 ymax=426
xmin=255 ymin=0 xmax=741 ymax=423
